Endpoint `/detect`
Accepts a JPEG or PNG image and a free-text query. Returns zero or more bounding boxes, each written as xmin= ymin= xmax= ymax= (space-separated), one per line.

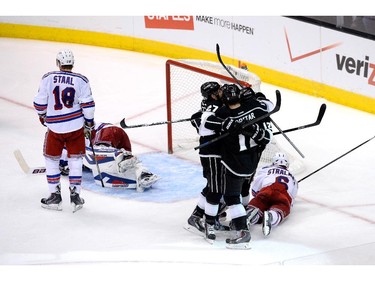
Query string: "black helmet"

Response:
xmin=239 ymin=87 xmax=255 ymax=102
xmin=201 ymin=81 xmax=220 ymax=98
xmin=221 ymin=84 xmax=240 ymax=105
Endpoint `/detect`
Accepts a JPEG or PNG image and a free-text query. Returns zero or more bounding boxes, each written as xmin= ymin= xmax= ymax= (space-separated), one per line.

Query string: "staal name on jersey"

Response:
xmin=53 ymin=75 xmax=74 ymax=86
xmin=267 ymin=168 xmax=289 ymax=176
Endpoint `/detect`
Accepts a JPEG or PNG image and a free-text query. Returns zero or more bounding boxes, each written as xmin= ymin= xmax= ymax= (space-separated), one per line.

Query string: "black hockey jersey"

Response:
xmin=215 ymin=97 xmax=273 ymax=176
xmin=191 ymin=97 xmax=224 ymax=157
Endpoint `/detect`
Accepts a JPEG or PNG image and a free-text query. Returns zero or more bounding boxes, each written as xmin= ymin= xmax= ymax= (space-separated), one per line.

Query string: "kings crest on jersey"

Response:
xmin=83 ymin=145 xmax=159 ymax=192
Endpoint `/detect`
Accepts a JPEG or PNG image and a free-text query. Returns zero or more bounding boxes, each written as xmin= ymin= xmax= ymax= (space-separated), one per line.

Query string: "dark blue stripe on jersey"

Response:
xmin=33 ymin=102 xmax=47 ymax=111
xmin=46 ymin=109 xmax=84 ymax=124
xmin=81 ymin=101 xmax=95 ymax=108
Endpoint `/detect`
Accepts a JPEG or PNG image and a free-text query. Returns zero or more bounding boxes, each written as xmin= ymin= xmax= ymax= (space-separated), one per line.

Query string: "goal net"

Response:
xmin=165 ymin=59 xmax=305 ymax=174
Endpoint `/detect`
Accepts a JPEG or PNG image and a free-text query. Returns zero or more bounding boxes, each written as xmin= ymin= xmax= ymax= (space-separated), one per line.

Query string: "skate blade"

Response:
xmin=72 ymin=203 xmax=83 ymax=213
xmin=41 ymin=204 xmax=62 ymax=211
xmin=225 ymin=242 xmax=251 ymax=250
xmin=262 ymin=227 xmax=271 ymax=236
xmin=183 ymin=224 xmax=205 ymax=237
xmin=204 ymin=237 xmax=215 ymax=244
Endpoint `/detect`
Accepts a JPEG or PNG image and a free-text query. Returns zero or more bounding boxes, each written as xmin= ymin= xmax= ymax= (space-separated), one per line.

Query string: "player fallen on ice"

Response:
xmin=246 ymin=152 xmax=299 ymax=236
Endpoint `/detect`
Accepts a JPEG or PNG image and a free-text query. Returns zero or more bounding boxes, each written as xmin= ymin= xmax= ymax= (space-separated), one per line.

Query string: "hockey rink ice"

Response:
xmin=0 ymin=38 xmax=374 ymax=278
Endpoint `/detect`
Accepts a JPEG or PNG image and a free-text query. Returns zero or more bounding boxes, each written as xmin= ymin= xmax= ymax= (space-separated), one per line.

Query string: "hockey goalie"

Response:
xmin=62 ymin=122 xmax=160 ymax=192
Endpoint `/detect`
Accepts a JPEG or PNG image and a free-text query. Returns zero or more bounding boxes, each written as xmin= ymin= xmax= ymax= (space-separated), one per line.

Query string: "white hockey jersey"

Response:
xmin=251 ymin=164 xmax=299 ymax=205
xmin=34 ymin=70 xmax=95 ymax=133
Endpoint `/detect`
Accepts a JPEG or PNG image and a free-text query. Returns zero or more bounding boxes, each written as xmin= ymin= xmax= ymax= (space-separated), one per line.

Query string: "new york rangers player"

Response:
xmin=246 ymin=152 xmax=299 ymax=236
xmin=82 ymin=123 xmax=159 ymax=192
xmin=34 ymin=49 xmax=95 ymax=212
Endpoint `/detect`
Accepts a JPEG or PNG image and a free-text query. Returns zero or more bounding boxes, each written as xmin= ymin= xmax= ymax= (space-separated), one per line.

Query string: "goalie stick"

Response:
xmin=195 ymin=89 xmax=281 ymax=150
xmin=216 ymin=43 xmax=305 ymax=158
xmin=87 ymin=136 xmax=105 ymax=187
xmin=120 ymin=117 xmax=193 ymax=129
xmin=13 ymin=149 xmax=46 ymax=174
xmin=273 ymin=103 xmax=326 ymax=135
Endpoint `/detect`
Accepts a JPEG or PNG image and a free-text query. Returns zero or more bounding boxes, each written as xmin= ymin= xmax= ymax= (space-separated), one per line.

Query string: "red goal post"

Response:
xmin=165 ymin=59 xmax=304 ymax=174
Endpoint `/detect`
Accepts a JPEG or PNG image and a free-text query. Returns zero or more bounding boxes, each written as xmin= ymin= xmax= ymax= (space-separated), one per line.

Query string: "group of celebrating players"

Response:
xmin=185 ymin=80 xmax=299 ymax=249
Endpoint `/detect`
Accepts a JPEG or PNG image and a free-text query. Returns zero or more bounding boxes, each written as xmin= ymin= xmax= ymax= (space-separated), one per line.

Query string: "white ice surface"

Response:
xmin=0 ymin=38 xmax=374 ymax=279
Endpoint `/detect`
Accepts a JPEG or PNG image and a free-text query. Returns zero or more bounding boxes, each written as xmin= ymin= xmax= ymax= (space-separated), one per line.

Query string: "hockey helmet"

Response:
xmin=239 ymin=87 xmax=255 ymax=102
xmin=56 ymin=49 xmax=74 ymax=67
xmin=272 ymin=152 xmax=289 ymax=168
xmin=201 ymin=81 xmax=220 ymax=98
xmin=220 ymin=84 xmax=240 ymax=105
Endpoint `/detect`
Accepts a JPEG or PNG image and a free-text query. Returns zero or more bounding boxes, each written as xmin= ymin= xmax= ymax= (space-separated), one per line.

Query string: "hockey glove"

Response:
xmin=241 ymin=123 xmax=260 ymax=138
xmin=222 ymin=117 xmax=240 ymax=133
xmin=254 ymin=92 xmax=266 ymax=101
xmin=190 ymin=111 xmax=202 ymax=133
xmin=38 ymin=114 xmax=46 ymax=127
xmin=84 ymin=121 xmax=95 ymax=139
xmin=239 ymin=87 xmax=255 ymax=102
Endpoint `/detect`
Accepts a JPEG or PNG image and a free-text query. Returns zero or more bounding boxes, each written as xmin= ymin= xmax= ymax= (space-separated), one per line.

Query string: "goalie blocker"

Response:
xmin=83 ymin=145 xmax=159 ymax=192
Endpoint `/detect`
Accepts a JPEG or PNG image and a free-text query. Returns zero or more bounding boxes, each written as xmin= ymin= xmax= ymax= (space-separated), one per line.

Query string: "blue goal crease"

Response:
xmin=82 ymin=152 xmax=204 ymax=203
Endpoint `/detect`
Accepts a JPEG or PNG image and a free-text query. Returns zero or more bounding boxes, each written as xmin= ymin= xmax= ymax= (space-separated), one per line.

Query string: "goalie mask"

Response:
xmin=272 ymin=152 xmax=289 ymax=168
xmin=56 ymin=49 xmax=74 ymax=67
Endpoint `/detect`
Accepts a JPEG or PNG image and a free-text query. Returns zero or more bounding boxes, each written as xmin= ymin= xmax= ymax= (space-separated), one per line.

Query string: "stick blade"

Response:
xmin=316 ymin=103 xmax=327 ymax=124
xmin=13 ymin=149 xmax=46 ymax=174
xmin=119 ymin=118 xmax=127 ymax=128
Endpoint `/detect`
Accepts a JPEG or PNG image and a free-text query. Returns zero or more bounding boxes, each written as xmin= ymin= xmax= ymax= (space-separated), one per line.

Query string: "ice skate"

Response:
xmin=225 ymin=230 xmax=251 ymax=250
xmin=41 ymin=193 xmax=62 ymax=211
xmin=69 ymin=186 xmax=85 ymax=213
xmin=246 ymin=206 xmax=260 ymax=228
xmin=214 ymin=218 xmax=230 ymax=231
xmin=204 ymin=222 xmax=216 ymax=244
xmin=41 ymin=185 xmax=62 ymax=211
xmin=184 ymin=214 xmax=205 ymax=236
xmin=262 ymin=210 xmax=272 ymax=236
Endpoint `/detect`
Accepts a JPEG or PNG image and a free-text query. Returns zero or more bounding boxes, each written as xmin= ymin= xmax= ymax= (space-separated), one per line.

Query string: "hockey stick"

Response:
xmin=13 ymin=149 xmax=46 ymax=174
xmin=216 ymin=43 xmax=305 ymax=158
xmin=87 ymin=136 xmax=105 ymax=187
xmin=273 ymin=103 xmax=326 ymax=135
xmin=298 ymin=135 xmax=375 ymax=183
xmin=195 ymin=89 xmax=281 ymax=150
xmin=120 ymin=117 xmax=193 ymax=129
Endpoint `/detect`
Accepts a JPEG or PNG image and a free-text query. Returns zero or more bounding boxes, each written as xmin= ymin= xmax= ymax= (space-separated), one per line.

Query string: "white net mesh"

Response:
xmin=166 ymin=59 xmax=304 ymax=174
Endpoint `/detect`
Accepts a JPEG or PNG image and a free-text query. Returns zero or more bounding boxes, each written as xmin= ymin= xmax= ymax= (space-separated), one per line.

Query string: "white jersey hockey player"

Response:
xmin=246 ymin=152 xmax=299 ymax=236
xmin=34 ymin=49 xmax=95 ymax=212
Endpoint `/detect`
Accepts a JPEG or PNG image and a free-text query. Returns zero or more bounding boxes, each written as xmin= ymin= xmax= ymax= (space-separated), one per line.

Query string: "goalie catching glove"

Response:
xmin=115 ymin=149 xmax=140 ymax=173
